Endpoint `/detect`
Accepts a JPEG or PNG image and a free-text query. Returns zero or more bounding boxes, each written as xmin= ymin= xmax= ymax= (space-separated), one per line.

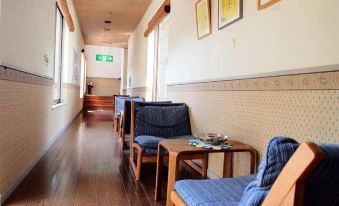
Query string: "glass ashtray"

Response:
xmin=194 ymin=133 xmax=228 ymax=145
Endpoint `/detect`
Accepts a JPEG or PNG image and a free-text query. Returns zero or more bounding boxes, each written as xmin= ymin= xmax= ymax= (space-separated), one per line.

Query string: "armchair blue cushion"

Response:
xmin=175 ymin=175 xmax=256 ymax=206
xmin=135 ymin=135 xmax=194 ymax=155
xmin=174 ymin=137 xmax=300 ymax=206
xmin=238 ymin=136 xmax=299 ymax=206
xmin=175 ymin=137 xmax=339 ymax=206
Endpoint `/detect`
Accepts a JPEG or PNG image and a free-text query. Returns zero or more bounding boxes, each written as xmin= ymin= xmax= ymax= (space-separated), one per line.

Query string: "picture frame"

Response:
xmin=257 ymin=0 xmax=280 ymax=10
xmin=218 ymin=0 xmax=243 ymax=30
xmin=195 ymin=0 xmax=211 ymax=40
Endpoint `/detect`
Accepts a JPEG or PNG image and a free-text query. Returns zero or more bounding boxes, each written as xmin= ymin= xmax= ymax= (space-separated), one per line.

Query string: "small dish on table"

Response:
xmin=194 ymin=133 xmax=228 ymax=145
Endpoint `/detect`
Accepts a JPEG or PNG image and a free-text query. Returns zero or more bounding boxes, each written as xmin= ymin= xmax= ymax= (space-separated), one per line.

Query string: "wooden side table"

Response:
xmin=155 ymin=139 xmax=258 ymax=206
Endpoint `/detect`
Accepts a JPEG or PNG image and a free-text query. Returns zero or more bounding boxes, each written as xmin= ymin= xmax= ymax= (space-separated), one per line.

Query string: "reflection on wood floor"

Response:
xmin=5 ymin=109 xmax=200 ymax=206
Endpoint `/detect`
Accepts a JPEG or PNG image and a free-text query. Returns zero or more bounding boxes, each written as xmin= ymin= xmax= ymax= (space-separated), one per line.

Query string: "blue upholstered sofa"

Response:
xmin=172 ymin=137 xmax=339 ymax=206
xmin=129 ymin=102 xmax=207 ymax=181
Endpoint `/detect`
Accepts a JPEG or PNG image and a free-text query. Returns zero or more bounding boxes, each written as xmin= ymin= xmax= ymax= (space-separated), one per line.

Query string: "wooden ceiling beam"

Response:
xmin=144 ymin=0 xmax=170 ymax=37
xmin=57 ymin=0 xmax=75 ymax=32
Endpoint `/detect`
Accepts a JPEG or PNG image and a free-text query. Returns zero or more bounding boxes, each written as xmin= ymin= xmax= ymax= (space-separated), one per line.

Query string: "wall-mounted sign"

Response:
xmin=96 ymin=54 xmax=113 ymax=62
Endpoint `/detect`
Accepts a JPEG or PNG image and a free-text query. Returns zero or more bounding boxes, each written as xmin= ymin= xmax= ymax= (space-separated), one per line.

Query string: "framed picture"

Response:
xmin=195 ymin=0 xmax=211 ymax=40
xmin=257 ymin=0 xmax=280 ymax=10
xmin=218 ymin=0 xmax=243 ymax=30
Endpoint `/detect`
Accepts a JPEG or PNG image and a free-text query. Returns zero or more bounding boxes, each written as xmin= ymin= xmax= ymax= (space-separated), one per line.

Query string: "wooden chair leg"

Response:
xmin=129 ymin=144 xmax=144 ymax=181
xmin=201 ymin=153 xmax=208 ymax=179
xmin=135 ymin=148 xmax=143 ymax=181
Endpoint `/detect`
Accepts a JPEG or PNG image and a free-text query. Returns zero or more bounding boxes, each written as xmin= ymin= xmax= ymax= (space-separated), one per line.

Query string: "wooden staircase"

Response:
xmin=84 ymin=95 xmax=114 ymax=110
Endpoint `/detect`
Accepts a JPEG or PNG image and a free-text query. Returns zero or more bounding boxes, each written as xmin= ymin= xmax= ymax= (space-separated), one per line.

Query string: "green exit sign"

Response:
xmin=96 ymin=54 xmax=113 ymax=62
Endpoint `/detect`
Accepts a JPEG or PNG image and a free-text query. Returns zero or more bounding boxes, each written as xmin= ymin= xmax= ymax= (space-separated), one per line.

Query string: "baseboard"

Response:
xmin=0 ymin=109 xmax=82 ymax=205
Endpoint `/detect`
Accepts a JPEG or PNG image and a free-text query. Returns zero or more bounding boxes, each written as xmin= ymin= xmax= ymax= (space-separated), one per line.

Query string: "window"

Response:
xmin=53 ymin=6 xmax=64 ymax=104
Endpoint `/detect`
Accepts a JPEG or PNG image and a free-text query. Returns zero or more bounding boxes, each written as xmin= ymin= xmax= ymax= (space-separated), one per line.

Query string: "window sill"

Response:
xmin=52 ymin=102 xmax=66 ymax=110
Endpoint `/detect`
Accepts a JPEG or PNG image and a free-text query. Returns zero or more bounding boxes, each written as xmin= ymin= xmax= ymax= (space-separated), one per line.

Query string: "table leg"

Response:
xmin=155 ymin=144 xmax=164 ymax=201
xmin=249 ymin=150 xmax=257 ymax=174
xmin=223 ymin=152 xmax=233 ymax=178
xmin=166 ymin=152 xmax=179 ymax=206
xmin=202 ymin=153 xmax=208 ymax=179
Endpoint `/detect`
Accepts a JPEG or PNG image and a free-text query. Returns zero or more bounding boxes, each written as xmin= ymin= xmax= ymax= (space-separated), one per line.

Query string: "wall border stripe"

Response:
xmin=0 ymin=66 xmax=53 ymax=86
xmin=167 ymin=70 xmax=339 ymax=92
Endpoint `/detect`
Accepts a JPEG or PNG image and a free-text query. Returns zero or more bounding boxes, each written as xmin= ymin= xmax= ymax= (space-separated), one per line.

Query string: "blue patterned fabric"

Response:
xmin=238 ymin=136 xmax=299 ymax=206
xmin=134 ymin=104 xmax=191 ymax=138
xmin=135 ymin=135 xmax=194 ymax=150
xmin=175 ymin=175 xmax=256 ymax=206
xmin=304 ymin=144 xmax=339 ymax=206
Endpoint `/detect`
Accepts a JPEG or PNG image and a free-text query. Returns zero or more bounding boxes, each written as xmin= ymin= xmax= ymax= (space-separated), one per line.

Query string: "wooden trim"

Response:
xmin=223 ymin=152 xmax=233 ymax=178
xmin=262 ymin=142 xmax=325 ymax=206
xmin=57 ymin=0 xmax=75 ymax=32
xmin=257 ymin=0 xmax=280 ymax=10
xmin=171 ymin=191 xmax=187 ymax=206
xmin=195 ymin=0 xmax=212 ymax=40
xmin=130 ymin=102 xmax=136 ymax=159
xmin=144 ymin=0 xmax=171 ymax=37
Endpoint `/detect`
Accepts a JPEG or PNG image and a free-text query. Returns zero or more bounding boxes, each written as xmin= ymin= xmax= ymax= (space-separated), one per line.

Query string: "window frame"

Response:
xmin=53 ymin=4 xmax=64 ymax=105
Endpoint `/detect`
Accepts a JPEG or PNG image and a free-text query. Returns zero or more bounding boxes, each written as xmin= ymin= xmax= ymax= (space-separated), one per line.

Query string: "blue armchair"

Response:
xmin=129 ymin=102 xmax=207 ymax=181
xmin=171 ymin=137 xmax=339 ymax=206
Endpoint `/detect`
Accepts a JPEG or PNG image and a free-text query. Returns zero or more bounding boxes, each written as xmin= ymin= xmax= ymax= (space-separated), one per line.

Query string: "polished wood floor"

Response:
xmin=5 ymin=110 xmax=199 ymax=206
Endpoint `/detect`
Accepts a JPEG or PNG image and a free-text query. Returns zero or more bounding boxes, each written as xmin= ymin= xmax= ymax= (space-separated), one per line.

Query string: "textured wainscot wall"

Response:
xmin=167 ymin=71 xmax=339 ymax=176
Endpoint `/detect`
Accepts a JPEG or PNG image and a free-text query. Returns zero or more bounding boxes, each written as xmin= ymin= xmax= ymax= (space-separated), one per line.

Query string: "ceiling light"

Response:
xmin=104 ymin=20 xmax=112 ymax=31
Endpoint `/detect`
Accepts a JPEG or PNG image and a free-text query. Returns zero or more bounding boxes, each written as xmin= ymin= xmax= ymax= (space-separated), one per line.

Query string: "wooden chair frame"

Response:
xmin=129 ymin=102 xmax=208 ymax=181
xmin=171 ymin=142 xmax=325 ymax=206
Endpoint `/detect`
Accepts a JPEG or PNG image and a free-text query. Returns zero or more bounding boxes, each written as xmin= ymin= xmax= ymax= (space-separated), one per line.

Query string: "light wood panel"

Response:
xmin=57 ymin=0 xmax=75 ymax=32
xmin=144 ymin=0 xmax=171 ymax=37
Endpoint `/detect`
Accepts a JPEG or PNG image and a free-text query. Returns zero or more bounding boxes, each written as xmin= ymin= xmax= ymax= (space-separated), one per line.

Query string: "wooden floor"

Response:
xmin=5 ymin=110 xmax=199 ymax=206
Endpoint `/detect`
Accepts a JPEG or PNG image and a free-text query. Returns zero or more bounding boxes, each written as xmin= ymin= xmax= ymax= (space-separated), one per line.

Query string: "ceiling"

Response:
xmin=73 ymin=0 xmax=152 ymax=48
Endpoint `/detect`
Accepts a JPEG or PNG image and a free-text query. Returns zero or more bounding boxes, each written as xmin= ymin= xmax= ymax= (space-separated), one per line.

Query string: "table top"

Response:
xmin=159 ymin=139 xmax=255 ymax=155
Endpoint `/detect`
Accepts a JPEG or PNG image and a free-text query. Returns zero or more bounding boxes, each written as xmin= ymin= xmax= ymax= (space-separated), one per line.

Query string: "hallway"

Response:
xmin=5 ymin=111 xmax=167 ymax=206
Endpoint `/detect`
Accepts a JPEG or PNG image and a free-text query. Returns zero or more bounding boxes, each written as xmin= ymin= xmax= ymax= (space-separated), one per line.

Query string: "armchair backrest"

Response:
xmin=115 ymin=96 xmax=128 ymax=117
xmin=113 ymin=95 xmax=129 ymax=113
xmin=262 ymin=142 xmax=325 ymax=206
xmin=114 ymin=96 xmax=139 ymax=117
xmin=122 ymin=97 xmax=146 ymax=134
xmin=130 ymin=102 xmax=191 ymax=141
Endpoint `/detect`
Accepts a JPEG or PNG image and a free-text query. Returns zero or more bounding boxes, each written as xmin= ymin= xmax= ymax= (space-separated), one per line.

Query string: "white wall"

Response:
xmin=167 ymin=0 xmax=339 ymax=84
xmin=63 ymin=0 xmax=85 ymax=85
xmin=127 ymin=0 xmax=339 ymax=86
xmin=86 ymin=45 xmax=123 ymax=78
xmin=0 ymin=0 xmax=55 ymax=77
